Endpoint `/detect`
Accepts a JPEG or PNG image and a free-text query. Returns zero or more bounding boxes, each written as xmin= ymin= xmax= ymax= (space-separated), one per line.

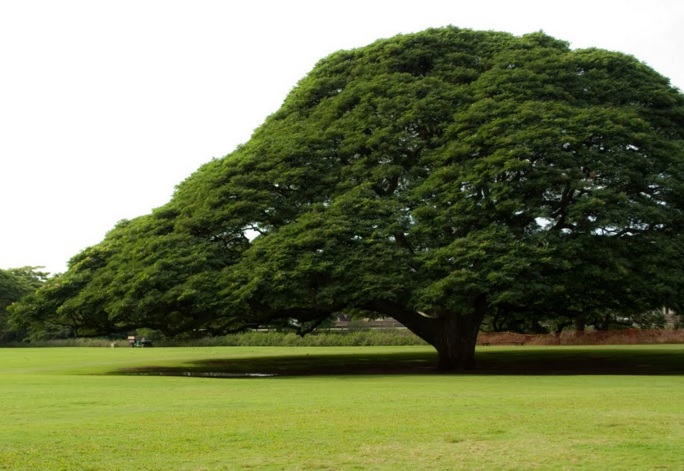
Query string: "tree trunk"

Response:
xmin=574 ymin=316 xmax=586 ymax=337
xmin=366 ymin=295 xmax=487 ymax=372
xmin=432 ymin=316 xmax=480 ymax=370
xmin=431 ymin=296 xmax=487 ymax=371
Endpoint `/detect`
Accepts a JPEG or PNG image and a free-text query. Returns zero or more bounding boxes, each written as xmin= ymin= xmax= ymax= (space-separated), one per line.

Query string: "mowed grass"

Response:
xmin=1 ymin=345 xmax=684 ymax=470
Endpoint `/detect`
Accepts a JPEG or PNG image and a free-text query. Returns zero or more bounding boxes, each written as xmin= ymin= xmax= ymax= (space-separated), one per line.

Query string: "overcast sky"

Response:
xmin=1 ymin=0 xmax=683 ymax=274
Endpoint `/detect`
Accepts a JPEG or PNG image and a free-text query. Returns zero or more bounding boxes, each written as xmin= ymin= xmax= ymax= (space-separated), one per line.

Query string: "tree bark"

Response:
xmin=366 ymin=295 xmax=487 ymax=371
xmin=431 ymin=295 xmax=487 ymax=371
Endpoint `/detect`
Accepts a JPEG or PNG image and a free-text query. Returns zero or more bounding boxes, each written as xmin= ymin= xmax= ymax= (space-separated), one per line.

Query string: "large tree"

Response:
xmin=14 ymin=28 xmax=684 ymax=369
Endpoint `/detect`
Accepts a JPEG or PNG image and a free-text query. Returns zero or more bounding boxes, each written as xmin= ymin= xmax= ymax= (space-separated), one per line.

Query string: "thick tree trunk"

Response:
xmin=431 ymin=296 xmax=487 ymax=371
xmin=432 ymin=314 xmax=482 ymax=370
xmin=366 ymin=295 xmax=487 ymax=371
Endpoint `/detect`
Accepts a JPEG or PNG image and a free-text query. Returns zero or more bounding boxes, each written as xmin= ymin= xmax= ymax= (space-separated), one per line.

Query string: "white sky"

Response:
xmin=1 ymin=0 xmax=683 ymax=275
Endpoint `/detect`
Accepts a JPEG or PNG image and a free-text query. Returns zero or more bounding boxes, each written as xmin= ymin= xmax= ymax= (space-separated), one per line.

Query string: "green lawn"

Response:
xmin=1 ymin=345 xmax=683 ymax=470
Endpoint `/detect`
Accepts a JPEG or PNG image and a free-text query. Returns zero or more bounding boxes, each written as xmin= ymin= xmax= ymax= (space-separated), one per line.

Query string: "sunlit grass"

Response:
xmin=1 ymin=345 xmax=683 ymax=470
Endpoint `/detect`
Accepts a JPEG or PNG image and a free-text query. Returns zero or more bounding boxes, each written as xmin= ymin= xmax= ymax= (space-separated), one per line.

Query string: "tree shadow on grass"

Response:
xmin=115 ymin=347 xmax=684 ymax=377
xmin=475 ymin=347 xmax=684 ymax=375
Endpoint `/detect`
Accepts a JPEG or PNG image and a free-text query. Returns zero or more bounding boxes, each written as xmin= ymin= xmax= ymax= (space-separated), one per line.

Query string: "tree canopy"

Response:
xmin=13 ymin=27 xmax=684 ymax=369
xmin=0 ymin=267 xmax=49 ymax=342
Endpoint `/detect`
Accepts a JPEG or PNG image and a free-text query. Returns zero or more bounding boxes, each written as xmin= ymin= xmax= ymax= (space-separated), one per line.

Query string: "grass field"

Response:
xmin=1 ymin=345 xmax=683 ymax=470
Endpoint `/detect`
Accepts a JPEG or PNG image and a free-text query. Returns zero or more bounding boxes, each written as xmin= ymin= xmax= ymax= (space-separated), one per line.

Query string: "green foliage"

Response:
xmin=160 ymin=329 xmax=426 ymax=347
xmin=13 ymin=27 xmax=684 ymax=369
xmin=0 ymin=266 xmax=49 ymax=342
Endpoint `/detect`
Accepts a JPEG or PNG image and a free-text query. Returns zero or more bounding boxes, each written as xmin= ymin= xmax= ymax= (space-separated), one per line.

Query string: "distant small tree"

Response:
xmin=0 ymin=267 xmax=49 ymax=342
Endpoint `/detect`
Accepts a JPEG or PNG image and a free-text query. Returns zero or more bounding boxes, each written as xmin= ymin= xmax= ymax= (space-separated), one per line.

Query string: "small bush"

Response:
xmin=157 ymin=329 xmax=427 ymax=347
